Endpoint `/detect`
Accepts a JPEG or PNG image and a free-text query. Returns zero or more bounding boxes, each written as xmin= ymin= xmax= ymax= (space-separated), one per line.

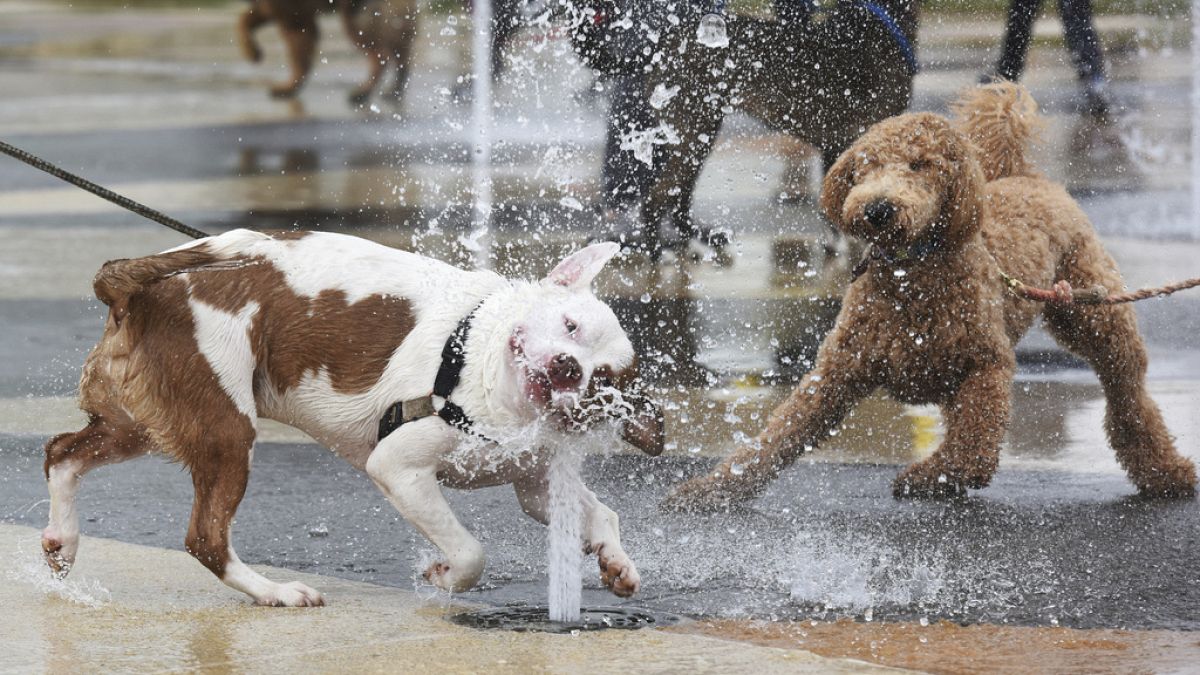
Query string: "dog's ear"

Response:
xmin=819 ymin=149 xmax=856 ymax=230
xmin=940 ymin=129 xmax=987 ymax=247
xmin=544 ymin=242 xmax=620 ymax=290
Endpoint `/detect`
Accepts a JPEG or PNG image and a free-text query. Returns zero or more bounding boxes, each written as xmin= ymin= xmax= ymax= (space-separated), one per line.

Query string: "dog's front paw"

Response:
xmin=593 ymin=545 xmax=640 ymax=597
xmin=892 ymin=463 xmax=968 ymax=499
xmin=661 ymin=473 xmax=756 ymax=514
xmin=255 ymin=581 xmax=324 ymax=607
xmin=422 ymin=561 xmax=480 ymax=593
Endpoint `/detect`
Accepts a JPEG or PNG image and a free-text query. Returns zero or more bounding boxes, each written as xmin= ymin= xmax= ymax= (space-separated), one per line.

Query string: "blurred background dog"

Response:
xmin=238 ymin=0 xmax=418 ymax=105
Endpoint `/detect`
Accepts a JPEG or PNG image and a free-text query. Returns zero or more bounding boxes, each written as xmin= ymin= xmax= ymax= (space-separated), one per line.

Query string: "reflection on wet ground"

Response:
xmin=677 ymin=619 xmax=1200 ymax=674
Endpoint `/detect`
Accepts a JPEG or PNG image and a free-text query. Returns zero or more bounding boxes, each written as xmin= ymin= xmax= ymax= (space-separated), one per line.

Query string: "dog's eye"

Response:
xmin=909 ymin=160 xmax=930 ymax=172
xmin=564 ymin=318 xmax=578 ymax=335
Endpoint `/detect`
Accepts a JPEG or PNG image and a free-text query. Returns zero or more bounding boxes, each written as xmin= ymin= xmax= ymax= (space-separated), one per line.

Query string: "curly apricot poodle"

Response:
xmin=665 ymin=82 xmax=1196 ymax=508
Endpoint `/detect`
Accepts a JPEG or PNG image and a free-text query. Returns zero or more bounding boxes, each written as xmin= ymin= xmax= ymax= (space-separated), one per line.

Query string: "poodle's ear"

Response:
xmin=819 ymin=148 xmax=856 ymax=231
xmin=939 ymin=130 xmax=987 ymax=247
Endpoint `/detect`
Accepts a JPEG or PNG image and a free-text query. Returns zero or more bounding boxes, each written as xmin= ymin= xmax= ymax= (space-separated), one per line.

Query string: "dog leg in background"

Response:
xmin=514 ymin=473 xmax=641 ymax=597
xmin=237 ymin=3 xmax=270 ymax=63
xmin=42 ymin=417 xmax=150 ymax=577
xmin=663 ymin=355 xmax=875 ymax=512
xmin=893 ymin=366 xmax=1013 ymax=498
xmin=385 ymin=10 xmax=417 ymax=104
xmin=347 ymin=46 xmax=388 ymax=106
xmin=1045 ymin=303 xmax=1197 ymax=496
xmin=271 ymin=15 xmax=319 ymax=99
xmin=366 ymin=418 xmax=485 ymax=592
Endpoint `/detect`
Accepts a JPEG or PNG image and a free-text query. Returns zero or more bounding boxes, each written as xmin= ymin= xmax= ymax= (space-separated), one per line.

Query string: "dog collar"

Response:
xmin=850 ymin=237 xmax=943 ymax=282
xmin=377 ymin=302 xmax=490 ymax=443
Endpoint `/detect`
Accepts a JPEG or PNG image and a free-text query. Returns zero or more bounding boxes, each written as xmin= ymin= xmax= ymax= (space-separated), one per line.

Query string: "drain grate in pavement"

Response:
xmin=450 ymin=605 xmax=674 ymax=633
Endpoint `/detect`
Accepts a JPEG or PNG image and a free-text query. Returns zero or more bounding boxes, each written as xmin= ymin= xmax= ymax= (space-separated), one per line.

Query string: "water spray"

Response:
xmin=470 ymin=0 xmax=494 ymax=270
xmin=696 ymin=0 xmax=729 ymax=49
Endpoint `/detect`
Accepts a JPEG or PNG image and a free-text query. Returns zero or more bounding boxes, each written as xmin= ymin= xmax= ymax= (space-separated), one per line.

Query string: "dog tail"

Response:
xmin=951 ymin=81 xmax=1045 ymax=182
xmin=92 ymin=247 xmax=223 ymax=308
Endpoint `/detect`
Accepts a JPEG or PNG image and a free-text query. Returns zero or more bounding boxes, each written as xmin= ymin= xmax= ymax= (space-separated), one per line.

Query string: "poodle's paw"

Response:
xmin=892 ymin=463 xmax=968 ymax=499
xmin=593 ymin=545 xmax=640 ymax=598
xmin=41 ymin=528 xmax=76 ymax=579
xmin=1135 ymin=458 xmax=1197 ymax=498
xmin=255 ymin=581 xmax=324 ymax=607
xmin=661 ymin=473 xmax=754 ymax=513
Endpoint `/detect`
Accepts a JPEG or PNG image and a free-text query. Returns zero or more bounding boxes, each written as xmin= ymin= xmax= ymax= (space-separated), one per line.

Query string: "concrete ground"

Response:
xmin=0 ymin=523 xmax=901 ymax=673
xmin=3 ymin=1 xmax=1200 ymax=672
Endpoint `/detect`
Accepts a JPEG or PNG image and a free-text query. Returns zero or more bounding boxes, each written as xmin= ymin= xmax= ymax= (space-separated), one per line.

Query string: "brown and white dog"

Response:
xmin=42 ymin=230 xmax=662 ymax=606
xmin=238 ymin=0 xmax=418 ymax=105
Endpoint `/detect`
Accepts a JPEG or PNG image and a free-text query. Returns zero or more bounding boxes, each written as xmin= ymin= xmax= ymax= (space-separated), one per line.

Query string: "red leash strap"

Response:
xmin=1000 ymin=270 xmax=1200 ymax=306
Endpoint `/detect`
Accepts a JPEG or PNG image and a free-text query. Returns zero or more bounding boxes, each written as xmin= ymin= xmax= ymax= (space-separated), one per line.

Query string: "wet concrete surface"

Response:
xmin=3 ymin=433 xmax=1198 ymax=632
xmin=2 ymin=524 xmax=896 ymax=674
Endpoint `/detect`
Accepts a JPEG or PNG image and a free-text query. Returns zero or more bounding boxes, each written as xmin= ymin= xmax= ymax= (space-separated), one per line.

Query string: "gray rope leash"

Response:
xmin=0 ymin=140 xmax=210 ymax=240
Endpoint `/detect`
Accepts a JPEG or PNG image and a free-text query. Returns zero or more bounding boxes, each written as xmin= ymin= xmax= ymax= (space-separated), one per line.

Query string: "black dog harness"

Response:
xmin=377 ymin=303 xmax=488 ymax=442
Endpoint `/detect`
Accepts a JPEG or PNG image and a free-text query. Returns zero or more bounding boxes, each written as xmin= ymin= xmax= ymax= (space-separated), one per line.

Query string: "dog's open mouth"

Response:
xmin=524 ymin=370 xmax=554 ymax=407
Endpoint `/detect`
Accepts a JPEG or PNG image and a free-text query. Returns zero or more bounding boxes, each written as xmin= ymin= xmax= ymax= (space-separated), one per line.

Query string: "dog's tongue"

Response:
xmin=525 ymin=372 xmax=553 ymax=406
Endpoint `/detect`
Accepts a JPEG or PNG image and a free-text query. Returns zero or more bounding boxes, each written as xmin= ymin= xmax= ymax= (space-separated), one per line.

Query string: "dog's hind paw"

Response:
xmin=1134 ymin=459 xmax=1198 ymax=498
xmin=41 ymin=529 xmax=75 ymax=580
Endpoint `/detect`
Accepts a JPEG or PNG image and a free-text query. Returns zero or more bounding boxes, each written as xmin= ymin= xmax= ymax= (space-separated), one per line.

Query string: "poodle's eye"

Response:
xmin=564 ymin=318 xmax=579 ymax=335
xmin=909 ymin=159 xmax=930 ymax=172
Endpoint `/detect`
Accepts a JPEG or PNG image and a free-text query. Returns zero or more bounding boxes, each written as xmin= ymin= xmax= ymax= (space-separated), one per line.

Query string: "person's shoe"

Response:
xmin=1081 ymin=77 xmax=1112 ymax=120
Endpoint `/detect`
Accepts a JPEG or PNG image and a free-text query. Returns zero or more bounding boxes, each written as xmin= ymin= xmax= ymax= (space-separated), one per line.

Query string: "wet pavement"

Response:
xmin=3 ymin=0 xmax=1200 ymax=670
xmin=3 ymin=433 xmax=1200 ymax=634
xmin=1 ymin=524 xmax=900 ymax=673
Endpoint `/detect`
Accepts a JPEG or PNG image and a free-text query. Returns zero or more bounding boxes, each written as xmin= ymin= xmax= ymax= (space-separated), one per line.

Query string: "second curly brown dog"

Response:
xmin=664 ymin=83 xmax=1196 ymax=508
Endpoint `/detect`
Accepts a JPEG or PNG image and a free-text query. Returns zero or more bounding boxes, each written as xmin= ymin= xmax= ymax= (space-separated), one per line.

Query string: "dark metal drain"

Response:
xmin=450 ymin=605 xmax=674 ymax=633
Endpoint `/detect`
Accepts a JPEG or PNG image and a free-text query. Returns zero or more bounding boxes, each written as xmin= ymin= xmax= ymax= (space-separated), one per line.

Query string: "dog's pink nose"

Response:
xmin=547 ymin=353 xmax=583 ymax=390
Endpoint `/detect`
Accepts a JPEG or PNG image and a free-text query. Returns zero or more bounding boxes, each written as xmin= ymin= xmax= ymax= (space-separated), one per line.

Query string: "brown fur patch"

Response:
xmin=184 ymin=256 xmax=415 ymax=395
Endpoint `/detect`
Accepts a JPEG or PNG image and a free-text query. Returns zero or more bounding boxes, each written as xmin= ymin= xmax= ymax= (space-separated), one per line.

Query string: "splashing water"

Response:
xmin=787 ymin=535 xmax=945 ymax=613
xmin=547 ymin=446 xmax=584 ymax=622
xmin=619 ymin=123 xmax=681 ymax=167
xmin=7 ymin=548 xmax=110 ymax=608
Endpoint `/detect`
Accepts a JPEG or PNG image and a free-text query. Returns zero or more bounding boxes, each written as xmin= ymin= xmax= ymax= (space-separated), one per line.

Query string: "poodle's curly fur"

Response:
xmin=666 ymin=82 xmax=1197 ymax=507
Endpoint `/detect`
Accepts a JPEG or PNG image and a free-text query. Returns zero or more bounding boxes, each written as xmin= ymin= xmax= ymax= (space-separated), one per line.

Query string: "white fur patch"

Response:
xmin=188 ymin=298 xmax=260 ymax=419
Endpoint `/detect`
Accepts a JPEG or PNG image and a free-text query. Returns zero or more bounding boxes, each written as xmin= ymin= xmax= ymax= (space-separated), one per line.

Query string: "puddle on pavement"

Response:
xmin=677 ymin=618 xmax=1200 ymax=675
